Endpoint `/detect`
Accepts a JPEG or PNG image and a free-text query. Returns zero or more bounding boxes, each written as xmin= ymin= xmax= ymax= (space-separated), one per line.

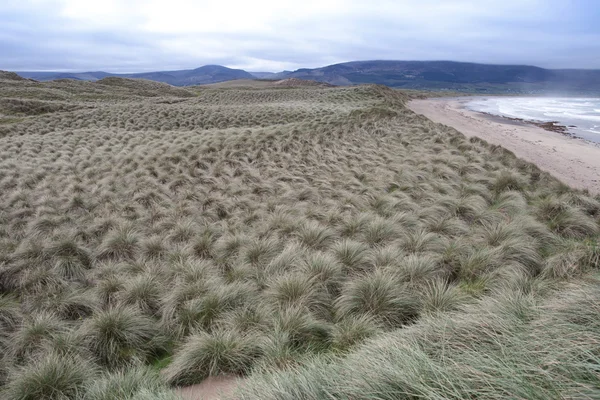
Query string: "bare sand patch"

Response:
xmin=408 ymin=98 xmax=600 ymax=195
xmin=176 ymin=375 xmax=240 ymax=400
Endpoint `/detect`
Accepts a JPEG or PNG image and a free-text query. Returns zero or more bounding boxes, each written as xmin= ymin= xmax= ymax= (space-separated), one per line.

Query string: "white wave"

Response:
xmin=467 ymin=97 xmax=600 ymax=141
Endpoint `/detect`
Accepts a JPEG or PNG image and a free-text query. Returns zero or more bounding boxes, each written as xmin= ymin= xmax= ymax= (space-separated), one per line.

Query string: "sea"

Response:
xmin=466 ymin=97 xmax=600 ymax=143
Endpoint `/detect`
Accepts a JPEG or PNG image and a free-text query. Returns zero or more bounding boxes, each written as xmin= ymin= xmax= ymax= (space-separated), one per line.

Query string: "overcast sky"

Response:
xmin=1 ymin=0 xmax=599 ymax=72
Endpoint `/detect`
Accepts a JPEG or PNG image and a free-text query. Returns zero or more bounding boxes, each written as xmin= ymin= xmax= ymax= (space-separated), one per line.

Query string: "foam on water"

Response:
xmin=466 ymin=97 xmax=600 ymax=143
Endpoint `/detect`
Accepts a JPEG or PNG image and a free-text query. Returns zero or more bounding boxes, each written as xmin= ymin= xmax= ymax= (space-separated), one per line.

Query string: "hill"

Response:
xmin=16 ymin=65 xmax=253 ymax=86
xmin=13 ymin=61 xmax=600 ymax=94
xmin=126 ymin=65 xmax=254 ymax=86
xmin=249 ymin=71 xmax=279 ymax=79
xmin=95 ymin=77 xmax=196 ymax=97
xmin=0 ymin=71 xmax=26 ymax=81
xmin=201 ymin=78 xmax=332 ymax=89
xmin=16 ymin=71 xmax=112 ymax=82
xmin=281 ymin=60 xmax=600 ymax=94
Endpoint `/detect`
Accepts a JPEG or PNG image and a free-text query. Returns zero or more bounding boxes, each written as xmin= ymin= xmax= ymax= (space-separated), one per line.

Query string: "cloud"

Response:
xmin=0 ymin=0 xmax=599 ymax=72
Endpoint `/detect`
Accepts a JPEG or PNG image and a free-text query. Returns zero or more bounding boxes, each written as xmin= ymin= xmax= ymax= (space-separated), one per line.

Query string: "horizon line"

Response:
xmin=7 ymin=59 xmax=600 ymax=75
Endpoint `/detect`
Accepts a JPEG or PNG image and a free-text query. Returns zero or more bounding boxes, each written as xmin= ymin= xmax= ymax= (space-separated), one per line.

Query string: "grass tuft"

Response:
xmin=264 ymin=274 xmax=330 ymax=318
xmin=420 ymin=278 xmax=467 ymax=314
xmin=77 ymin=306 xmax=164 ymax=369
xmin=10 ymin=311 xmax=67 ymax=362
xmin=164 ymin=329 xmax=261 ymax=386
xmin=331 ymin=313 xmax=383 ymax=352
xmin=83 ymin=366 xmax=174 ymax=400
xmin=4 ymin=352 xmax=97 ymax=400
xmin=335 ymin=270 xmax=421 ymax=328
xmin=332 ymin=239 xmax=372 ymax=273
xmin=295 ymin=221 xmax=337 ymax=250
xmin=543 ymin=238 xmax=600 ymax=278
xmin=536 ymin=197 xmax=599 ymax=238
xmin=96 ymin=225 xmax=140 ymax=261
xmin=118 ymin=274 xmax=163 ymax=316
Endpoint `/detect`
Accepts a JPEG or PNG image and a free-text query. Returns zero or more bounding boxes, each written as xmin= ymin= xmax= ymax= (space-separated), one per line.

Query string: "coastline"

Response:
xmin=407 ymin=97 xmax=600 ymax=194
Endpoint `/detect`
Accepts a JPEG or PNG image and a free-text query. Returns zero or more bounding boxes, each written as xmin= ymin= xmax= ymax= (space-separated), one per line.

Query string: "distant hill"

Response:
xmin=17 ymin=71 xmax=111 ymax=81
xmin=17 ymin=65 xmax=253 ymax=86
xmin=0 ymin=71 xmax=27 ymax=81
xmin=249 ymin=71 xmax=278 ymax=79
xmin=125 ymin=65 xmax=254 ymax=86
xmin=12 ymin=61 xmax=600 ymax=94
xmin=280 ymin=61 xmax=600 ymax=94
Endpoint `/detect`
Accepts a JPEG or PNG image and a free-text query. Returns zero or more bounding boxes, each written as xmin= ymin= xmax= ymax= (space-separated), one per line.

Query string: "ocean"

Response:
xmin=466 ymin=97 xmax=600 ymax=143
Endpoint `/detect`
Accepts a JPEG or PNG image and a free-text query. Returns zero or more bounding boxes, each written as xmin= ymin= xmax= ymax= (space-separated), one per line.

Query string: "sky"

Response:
xmin=1 ymin=0 xmax=599 ymax=73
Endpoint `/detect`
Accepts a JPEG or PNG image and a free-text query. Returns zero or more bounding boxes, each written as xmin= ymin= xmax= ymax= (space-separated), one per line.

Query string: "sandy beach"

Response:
xmin=407 ymin=98 xmax=600 ymax=195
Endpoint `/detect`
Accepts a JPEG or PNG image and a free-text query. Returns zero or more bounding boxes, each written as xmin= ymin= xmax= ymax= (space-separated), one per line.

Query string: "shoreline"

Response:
xmin=407 ymin=97 xmax=600 ymax=194
xmin=482 ymin=113 xmax=571 ymax=136
xmin=463 ymin=98 xmax=595 ymax=142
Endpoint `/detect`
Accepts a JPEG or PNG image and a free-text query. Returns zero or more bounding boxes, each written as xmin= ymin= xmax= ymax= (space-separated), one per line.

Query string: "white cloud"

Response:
xmin=0 ymin=0 xmax=598 ymax=71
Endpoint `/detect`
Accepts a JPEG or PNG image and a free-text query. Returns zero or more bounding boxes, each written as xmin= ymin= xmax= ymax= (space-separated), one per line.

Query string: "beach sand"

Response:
xmin=407 ymin=98 xmax=600 ymax=195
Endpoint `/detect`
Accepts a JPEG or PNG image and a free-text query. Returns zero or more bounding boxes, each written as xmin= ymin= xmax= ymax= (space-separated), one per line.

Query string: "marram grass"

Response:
xmin=237 ymin=276 xmax=600 ymax=400
xmin=0 ymin=74 xmax=598 ymax=398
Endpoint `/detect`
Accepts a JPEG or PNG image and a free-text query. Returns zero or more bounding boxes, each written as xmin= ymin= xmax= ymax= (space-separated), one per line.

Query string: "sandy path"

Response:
xmin=407 ymin=98 xmax=600 ymax=195
xmin=176 ymin=376 xmax=240 ymax=400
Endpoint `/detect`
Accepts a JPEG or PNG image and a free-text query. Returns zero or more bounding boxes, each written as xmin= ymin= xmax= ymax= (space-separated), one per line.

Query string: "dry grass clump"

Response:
xmin=9 ymin=311 xmax=68 ymax=362
xmin=335 ymin=270 xmax=421 ymax=328
xmin=77 ymin=306 xmax=165 ymax=369
xmin=3 ymin=352 xmax=97 ymax=400
xmin=84 ymin=366 xmax=178 ymax=400
xmin=0 ymin=76 xmax=598 ymax=397
xmin=237 ymin=275 xmax=600 ymax=399
xmin=164 ymin=330 xmax=261 ymax=386
xmin=332 ymin=239 xmax=372 ymax=272
xmin=542 ymin=238 xmax=600 ymax=278
xmin=0 ymin=295 xmax=20 ymax=337
xmin=330 ymin=313 xmax=383 ymax=352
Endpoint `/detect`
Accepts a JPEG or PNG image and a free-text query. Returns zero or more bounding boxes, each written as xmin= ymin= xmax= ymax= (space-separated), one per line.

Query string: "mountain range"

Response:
xmin=14 ymin=61 xmax=600 ymax=94
xmin=17 ymin=65 xmax=254 ymax=87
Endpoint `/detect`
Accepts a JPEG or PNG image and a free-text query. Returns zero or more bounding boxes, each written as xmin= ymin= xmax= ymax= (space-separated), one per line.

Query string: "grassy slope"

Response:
xmin=0 ymin=76 xmax=598 ymax=399
xmin=238 ymin=274 xmax=600 ymax=399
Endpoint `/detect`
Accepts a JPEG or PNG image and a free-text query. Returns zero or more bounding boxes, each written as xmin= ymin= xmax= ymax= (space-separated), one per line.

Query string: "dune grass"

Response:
xmin=237 ymin=275 xmax=600 ymax=399
xmin=0 ymin=74 xmax=598 ymax=398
